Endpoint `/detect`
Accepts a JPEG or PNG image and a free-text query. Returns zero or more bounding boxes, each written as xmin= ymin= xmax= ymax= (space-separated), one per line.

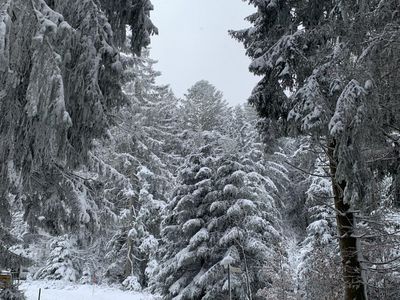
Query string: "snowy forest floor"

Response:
xmin=20 ymin=281 xmax=157 ymax=300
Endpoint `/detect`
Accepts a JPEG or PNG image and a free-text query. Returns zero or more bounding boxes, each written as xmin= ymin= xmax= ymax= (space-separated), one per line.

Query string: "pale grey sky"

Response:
xmin=149 ymin=0 xmax=259 ymax=106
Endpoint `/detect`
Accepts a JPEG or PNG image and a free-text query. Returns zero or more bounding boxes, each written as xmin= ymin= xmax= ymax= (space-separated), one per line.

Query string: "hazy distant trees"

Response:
xmin=180 ymin=80 xmax=230 ymax=132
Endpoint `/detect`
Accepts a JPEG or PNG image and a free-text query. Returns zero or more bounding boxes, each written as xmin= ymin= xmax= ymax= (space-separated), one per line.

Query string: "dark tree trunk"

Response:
xmin=328 ymin=140 xmax=367 ymax=300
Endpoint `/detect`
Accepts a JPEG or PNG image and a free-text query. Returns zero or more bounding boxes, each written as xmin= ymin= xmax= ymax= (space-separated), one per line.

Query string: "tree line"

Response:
xmin=0 ymin=1 xmax=399 ymax=300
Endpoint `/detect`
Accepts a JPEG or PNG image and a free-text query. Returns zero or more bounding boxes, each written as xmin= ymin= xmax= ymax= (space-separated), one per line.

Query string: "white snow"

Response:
xmin=182 ymin=218 xmax=202 ymax=234
xmin=0 ymin=12 xmax=10 ymax=71
xmin=189 ymin=228 xmax=209 ymax=247
xmin=328 ymin=79 xmax=365 ymax=136
xmin=21 ymin=281 xmax=157 ymax=300
xmin=285 ymin=233 xmax=303 ymax=294
xmin=219 ymin=227 xmax=243 ymax=246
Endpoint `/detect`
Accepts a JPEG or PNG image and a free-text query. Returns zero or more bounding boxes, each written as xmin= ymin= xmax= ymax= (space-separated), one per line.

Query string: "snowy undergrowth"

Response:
xmin=285 ymin=232 xmax=302 ymax=288
xmin=20 ymin=281 xmax=158 ymax=300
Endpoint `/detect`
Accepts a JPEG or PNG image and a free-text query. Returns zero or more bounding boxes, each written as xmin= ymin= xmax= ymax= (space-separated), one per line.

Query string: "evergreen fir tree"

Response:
xmin=98 ymin=51 xmax=179 ymax=288
xmin=180 ymin=80 xmax=230 ymax=133
xmin=0 ymin=0 xmax=156 ymax=240
xmin=297 ymin=163 xmax=342 ymax=299
xmin=99 ymin=0 xmax=158 ymax=55
xmin=157 ymin=132 xmax=286 ymax=299
xmin=34 ymin=234 xmax=79 ymax=282
xmin=232 ymin=1 xmax=400 ymax=298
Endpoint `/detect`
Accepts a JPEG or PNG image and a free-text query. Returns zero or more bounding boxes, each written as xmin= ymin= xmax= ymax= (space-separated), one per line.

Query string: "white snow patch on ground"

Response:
xmin=20 ymin=281 xmax=157 ymax=300
xmin=285 ymin=229 xmax=303 ymax=294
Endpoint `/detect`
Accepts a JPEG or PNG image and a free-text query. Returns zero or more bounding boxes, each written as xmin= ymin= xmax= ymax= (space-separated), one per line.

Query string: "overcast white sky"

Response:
xmin=149 ymin=0 xmax=259 ymax=106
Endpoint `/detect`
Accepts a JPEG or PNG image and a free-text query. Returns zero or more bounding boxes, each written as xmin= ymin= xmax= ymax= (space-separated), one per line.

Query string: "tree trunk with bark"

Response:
xmin=328 ymin=140 xmax=367 ymax=300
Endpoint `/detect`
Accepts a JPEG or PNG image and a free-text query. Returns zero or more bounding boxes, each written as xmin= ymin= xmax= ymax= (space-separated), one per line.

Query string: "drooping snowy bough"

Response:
xmin=0 ymin=0 xmax=155 ymax=234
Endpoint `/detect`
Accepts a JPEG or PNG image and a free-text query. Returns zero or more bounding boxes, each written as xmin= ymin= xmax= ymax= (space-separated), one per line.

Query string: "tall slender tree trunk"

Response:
xmin=125 ymin=237 xmax=134 ymax=277
xmin=328 ymin=140 xmax=367 ymax=300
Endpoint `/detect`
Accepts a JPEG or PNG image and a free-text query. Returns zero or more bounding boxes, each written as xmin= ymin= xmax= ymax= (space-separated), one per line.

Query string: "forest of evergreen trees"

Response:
xmin=0 ymin=0 xmax=399 ymax=299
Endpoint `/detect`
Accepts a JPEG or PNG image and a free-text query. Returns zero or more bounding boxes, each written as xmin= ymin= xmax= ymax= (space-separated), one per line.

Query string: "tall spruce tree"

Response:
xmin=156 ymin=125 xmax=287 ymax=299
xmin=180 ymin=80 xmax=230 ymax=133
xmin=0 ymin=0 xmax=156 ymax=231
xmin=99 ymin=0 xmax=158 ymax=55
xmin=0 ymin=0 xmax=156 ymax=283
xmin=98 ymin=51 xmax=179 ymax=289
xmin=297 ymin=161 xmax=343 ymax=299
xmin=232 ymin=1 xmax=400 ymax=298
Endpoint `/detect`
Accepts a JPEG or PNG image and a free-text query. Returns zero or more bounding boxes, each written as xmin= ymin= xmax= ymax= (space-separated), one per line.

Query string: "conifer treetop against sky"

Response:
xmin=150 ymin=0 xmax=259 ymax=105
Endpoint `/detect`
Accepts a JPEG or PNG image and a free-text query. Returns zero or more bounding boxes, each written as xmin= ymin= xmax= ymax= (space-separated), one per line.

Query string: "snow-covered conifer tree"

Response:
xmin=100 ymin=0 xmax=158 ymax=55
xmin=232 ymin=1 xmax=400 ymax=298
xmin=297 ymin=163 xmax=342 ymax=299
xmin=157 ymin=131 xmax=286 ymax=299
xmin=34 ymin=235 xmax=79 ymax=282
xmin=0 ymin=0 xmax=156 ymax=240
xmin=97 ymin=51 xmax=179 ymax=289
xmin=180 ymin=80 xmax=230 ymax=133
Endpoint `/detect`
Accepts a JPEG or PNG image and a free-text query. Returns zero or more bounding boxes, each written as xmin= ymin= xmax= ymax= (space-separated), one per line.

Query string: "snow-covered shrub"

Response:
xmin=79 ymin=265 xmax=92 ymax=285
xmin=34 ymin=235 xmax=79 ymax=282
xmin=122 ymin=275 xmax=142 ymax=291
xmin=256 ymin=253 xmax=295 ymax=300
xmin=0 ymin=286 xmax=26 ymax=300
